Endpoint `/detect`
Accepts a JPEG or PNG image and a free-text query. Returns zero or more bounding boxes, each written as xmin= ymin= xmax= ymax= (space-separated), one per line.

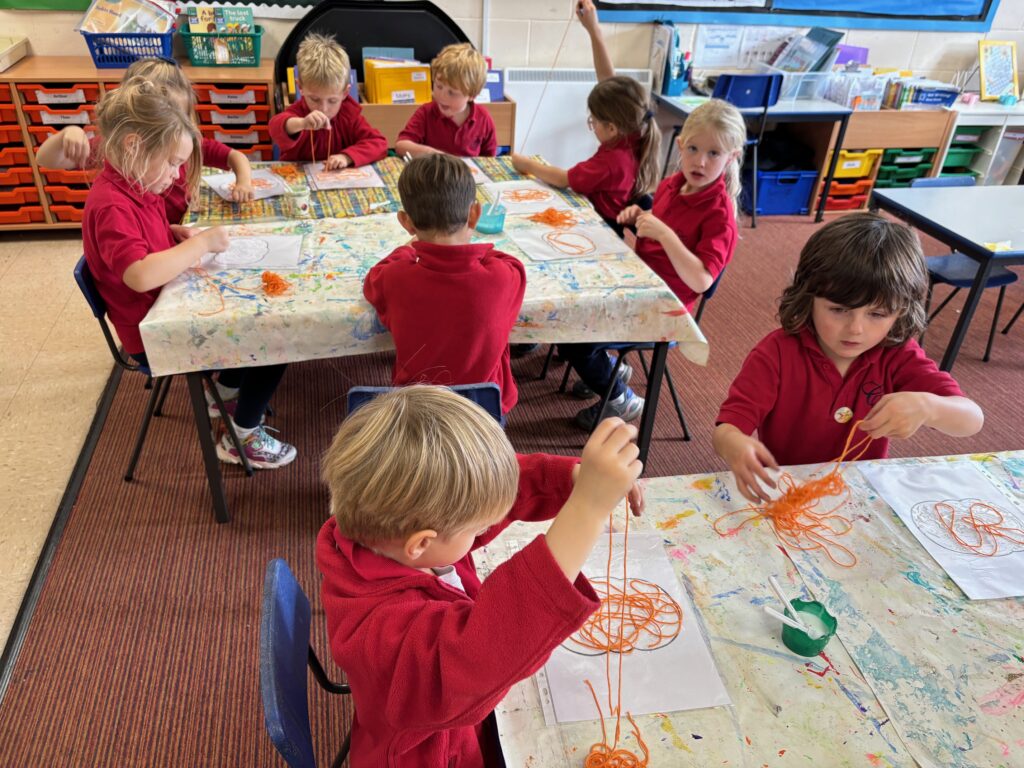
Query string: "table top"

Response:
xmin=140 ymin=160 xmax=706 ymax=377
xmin=655 ymin=91 xmax=851 ymax=119
xmin=872 ymin=185 xmax=1024 ymax=259
xmin=487 ymin=451 xmax=1024 ymax=767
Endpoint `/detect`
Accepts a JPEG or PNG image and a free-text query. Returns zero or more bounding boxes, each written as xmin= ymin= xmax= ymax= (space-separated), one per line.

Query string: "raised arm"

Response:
xmin=577 ymin=0 xmax=615 ymax=81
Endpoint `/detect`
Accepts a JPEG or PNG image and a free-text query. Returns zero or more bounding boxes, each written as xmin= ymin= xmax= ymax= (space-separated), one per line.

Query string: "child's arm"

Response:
xmin=577 ymin=0 xmax=615 ymax=81
xmin=394 ymin=139 xmax=439 ymax=158
xmin=860 ymin=393 xmax=983 ymax=441
xmin=510 ymin=154 xmax=569 ymax=188
xmin=122 ymin=227 xmax=229 ymax=293
xmin=635 ymin=211 xmax=716 ymax=293
xmin=226 ymin=149 xmax=254 ymax=202
xmin=36 ymin=126 xmax=91 ymax=169
xmin=713 ymin=423 xmax=779 ymax=503
xmin=329 ymin=106 xmax=388 ymax=169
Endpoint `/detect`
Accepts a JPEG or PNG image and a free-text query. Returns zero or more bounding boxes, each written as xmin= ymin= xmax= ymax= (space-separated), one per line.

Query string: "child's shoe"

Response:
xmin=205 ymin=387 xmax=239 ymax=419
xmin=574 ymin=388 xmax=644 ymax=430
xmin=216 ymin=425 xmax=297 ymax=469
xmin=571 ymin=362 xmax=633 ymax=399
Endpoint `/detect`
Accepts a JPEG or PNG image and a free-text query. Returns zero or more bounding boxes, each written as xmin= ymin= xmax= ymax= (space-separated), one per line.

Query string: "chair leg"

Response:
xmin=203 ymin=373 xmax=254 ymax=477
xmin=927 ymin=286 xmax=961 ymax=323
xmin=154 ymin=375 xmax=173 ymax=417
xmin=636 ymin=349 xmax=650 ymax=378
xmin=124 ymin=375 xmax=165 ymax=481
xmin=558 ymin=359 xmax=573 ymax=393
xmin=537 ymin=344 xmax=556 ymax=381
xmin=144 ymin=376 xmax=153 ymax=391
xmin=750 ymin=142 xmax=758 ymax=229
xmin=662 ymin=368 xmax=691 ymax=442
xmin=332 ymin=733 xmax=351 ymax=768
xmin=984 ymin=285 xmax=1007 ymax=362
xmin=1002 ymin=299 xmax=1024 ymax=335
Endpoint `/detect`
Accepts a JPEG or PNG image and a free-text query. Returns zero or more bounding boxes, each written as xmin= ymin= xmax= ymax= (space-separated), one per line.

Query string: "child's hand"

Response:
xmin=627 ymin=479 xmax=645 ymax=516
xmin=634 ymin=211 xmax=671 ymax=241
xmin=303 ymin=110 xmax=331 ymax=131
xmin=510 ymin=152 xmax=533 ymax=174
xmin=170 ymin=224 xmax=200 ymax=243
xmin=577 ymin=0 xmax=600 ymax=33
xmin=325 ymin=153 xmax=352 ymax=171
xmin=721 ymin=431 xmax=779 ymax=504
xmin=860 ymin=392 xmax=932 ymax=440
xmin=63 ymin=126 xmax=91 ymax=168
xmin=571 ymin=418 xmax=644 ymax=521
xmin=198 ymin=226 xmax=231 ymax=254
xmin=230 ymin=180 xmax=254 ymax=202
xmin=617 ymin=205 xmax=642 ymax=225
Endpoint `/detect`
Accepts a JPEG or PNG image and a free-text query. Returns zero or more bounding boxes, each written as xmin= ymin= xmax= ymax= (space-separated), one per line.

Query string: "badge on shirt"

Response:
xmin=834 ymin=406 xmax=853 ymax=424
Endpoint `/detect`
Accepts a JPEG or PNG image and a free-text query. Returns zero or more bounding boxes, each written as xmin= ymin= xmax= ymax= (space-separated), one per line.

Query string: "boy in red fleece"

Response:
xmin=269 ymin=33 xmax=387 ymax=167
xmin=316 ymin=385 xmax=644 ymax=767
xmin=363 ymin=153 xmax=526 ymax=414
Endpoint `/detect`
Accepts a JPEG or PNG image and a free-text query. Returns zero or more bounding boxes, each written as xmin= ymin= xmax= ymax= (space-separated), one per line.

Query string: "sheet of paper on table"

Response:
xmin=461 ymin=157 xmax=490 ymax=184
xmin=484 ymin=180 xmax=575 ymax=214
xmin=507 ymin=221 xmax=631 ymax=262
xmin=859 ymin=461 xmax=1024 ymax=599
xmin=202 ymin=168 xmax=291 ymax=201
xmin=303 ymin=162 xmax=387 ymax=190
xmin=201 ymin=234 xmax=304 ymax=271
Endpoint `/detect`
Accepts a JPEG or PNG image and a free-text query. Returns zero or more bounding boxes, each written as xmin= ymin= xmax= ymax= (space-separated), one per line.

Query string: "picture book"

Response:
xmin=186 ymin=5 xmax=216 ymax=34
xmin=214 ymin=7 xmax=254 ymax=34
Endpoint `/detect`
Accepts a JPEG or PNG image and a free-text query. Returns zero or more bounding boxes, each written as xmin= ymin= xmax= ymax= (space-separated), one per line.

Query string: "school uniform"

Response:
xmin=397 ymin=101 xmax=497 ymax=156
xmin=567 ymin=134 xmax=640 ymax=223
xmin=363 ymin=240 xmax=526 ymax=413
xmin=269 ymin=95 xmax=387 ymax=165
xmin=315 ymin=453 xmax=597 ymax=768
xmin=717 ymin=327 xmax=964 ymax=466
xmin=163 ymin=138 xmax=232 ymax=224
xmin=635 ymin=173 xmax=737 ymax=311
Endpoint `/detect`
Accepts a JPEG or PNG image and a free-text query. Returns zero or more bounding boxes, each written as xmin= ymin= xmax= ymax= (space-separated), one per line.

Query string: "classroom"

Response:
xmin=0 ymin=0 xmax=1022 ymax=765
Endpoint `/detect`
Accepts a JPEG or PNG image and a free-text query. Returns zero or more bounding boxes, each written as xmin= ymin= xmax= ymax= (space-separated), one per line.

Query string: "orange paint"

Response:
xmin=261 ymin=270 xmax=291 ymax=296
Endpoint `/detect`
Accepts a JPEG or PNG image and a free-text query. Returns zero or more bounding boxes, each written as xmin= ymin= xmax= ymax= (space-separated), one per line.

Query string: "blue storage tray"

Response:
xmin=741 ymin=169 xmax=818 ymax=216
xmin=81 ymin=30 xmax=174 ymax=69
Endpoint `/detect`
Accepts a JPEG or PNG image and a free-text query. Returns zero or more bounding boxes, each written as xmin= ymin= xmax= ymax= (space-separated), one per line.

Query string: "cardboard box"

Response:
xmin=364 ymin=59 xmax=431 ymax=105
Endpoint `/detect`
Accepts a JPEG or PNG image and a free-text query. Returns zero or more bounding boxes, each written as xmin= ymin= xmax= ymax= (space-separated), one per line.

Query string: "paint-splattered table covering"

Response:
xmin=139 ymin=208 xmax=705 ymax=377
xmin=490 ymin=452 xmax=1024 ymax=767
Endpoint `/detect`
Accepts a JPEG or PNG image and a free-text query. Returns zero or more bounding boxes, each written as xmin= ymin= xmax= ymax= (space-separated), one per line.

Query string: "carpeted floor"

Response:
xmin=0 ymin=216 xmax=1021 ymax=766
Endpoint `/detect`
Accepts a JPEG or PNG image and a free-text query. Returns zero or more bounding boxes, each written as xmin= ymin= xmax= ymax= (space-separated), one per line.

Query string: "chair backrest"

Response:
xmin=260 ymin=559 xmax=318 ymax=768
xmin=910 ymin=175 xmax=976 ymax=189
xmin=346 ymin=383 xmax=503 ymax=424
xmin=74 ymin=256 xmax=144 ymax=374
xmin=712 ymin=74 xmax=782 ymax=111
xmin=693 ymin=266 xmax=727 ymax=326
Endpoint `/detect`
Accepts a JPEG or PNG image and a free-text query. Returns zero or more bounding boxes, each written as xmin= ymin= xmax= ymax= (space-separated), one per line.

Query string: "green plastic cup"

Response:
xmin=780 ymin=599 xmax=838 ymax=657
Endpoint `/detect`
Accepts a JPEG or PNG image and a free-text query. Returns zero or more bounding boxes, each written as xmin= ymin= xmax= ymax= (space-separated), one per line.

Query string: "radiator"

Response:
xmin=503 ymin=68 xmax=653 ymax=168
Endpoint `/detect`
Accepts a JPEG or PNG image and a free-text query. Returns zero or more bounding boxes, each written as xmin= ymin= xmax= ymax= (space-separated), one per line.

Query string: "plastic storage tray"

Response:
xmin=40 ymin=167 xmax=98 ymax=184
xmin=820 ymin=193 xmax=868 ymax=211
xmin=28 ymin=124 xmax=97 ymax=145
xmin=22 ymin=104 xmax=96 ymax=126
xmin=16 ymin=83 xmax=102 ymax=104
xmin=824 ymin=177 xmax=873 ymax=197
xmin=741 ymin=169 xmax=818 ymax=215
xmin=881 ymin=147 xmax=937 ymax=166
xmin=0 ymin=166 xmax=35 ymax=185
xmin=81 ymin=30 xmax=174 ymax=69
xmin=49 ymin=204 xmax=84 ymax=222
xmin=943 ymin=145 xmax=983 ymax=167
xmin=195 ymin=105 xmax=270 ymax=125
xmin=0 ymin=146 xmax=28 ymax=165
xmin=236 ymin=144 xmax=273 ymax=161
xmin=939 ymin=167 xmax=982 ymax=179
xmin=0 ymin=186 xmax=39 ymax=205
xmin=199 ymin=125 xmax=271 ymax=145
xmin=0 ymin=205 xmax=44 ymax=225
xmin=193 ymin=84 xmax=268 ymax=105
xmin=44 ymin=185 xmax=90 ymax=204
xmin=0 ymin=124 xmax=22 ymax=143
xmin=0 ymin=103 xmax=16 ymax=122
xmin=834 ymin=149 xmax=882 ymax=178
xmin=950 ymin=125 xmax=986 ymax=144
xmin=876 ymin=163 xmax=932 ymax=182
xmin=180 ymin=26 xmax=264 ymax=67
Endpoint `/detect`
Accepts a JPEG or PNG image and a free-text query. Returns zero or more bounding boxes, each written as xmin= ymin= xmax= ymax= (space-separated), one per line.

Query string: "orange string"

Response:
xmin=190 ymin=267 xmax=226 ymax=316
xmin=933 ymin=501 xmax=1024 ymax=556
xmin=712 ymin=422 xmax=874 ymax=567
xmin=308 ymin=122 xmax=333 ymax=168
xmin=527 ymin=207 xmax=578 ymax=229
xmin=504 ymin=188 xmax=551 ymax=203
xmin=261 ymin=270 xmax=291 ymax=296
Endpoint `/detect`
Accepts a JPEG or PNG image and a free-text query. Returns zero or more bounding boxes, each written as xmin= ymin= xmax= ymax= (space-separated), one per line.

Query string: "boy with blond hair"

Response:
xmin=363 ymin=154 xmax=525 ymax=414
xmin=316 ymin=385 xmax=643 ymax=767
xmin=395 ymin=42 xmax=498 ymax=158
xmin=269 ymin=32 xmax=386 ymax=168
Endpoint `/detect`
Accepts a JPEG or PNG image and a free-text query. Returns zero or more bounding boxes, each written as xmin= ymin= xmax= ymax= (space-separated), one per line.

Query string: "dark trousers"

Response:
xmin=558 ymin=343 xmax=625 ymax=400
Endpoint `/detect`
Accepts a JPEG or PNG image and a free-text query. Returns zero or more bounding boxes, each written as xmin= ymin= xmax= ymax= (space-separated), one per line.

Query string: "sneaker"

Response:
xmin=511 ymin=343 xmax=541 ymax=358
xmin=571 ymin=363 xmax=634 ymax=400
xmin=216 ymin=425 xmax=297 ymax=469
xmin=574 ymin=388 xmax=644 ymax=430
xmin=205 ymin=387 xmax=239 ymax=419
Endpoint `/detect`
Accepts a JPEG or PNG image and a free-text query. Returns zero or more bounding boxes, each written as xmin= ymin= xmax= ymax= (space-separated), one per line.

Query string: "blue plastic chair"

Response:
xmin=260 ymin=559 xmax=351 ymax=768
xmin=909 ymin=176 xmax=1019 ymax=362
xmin=346 ymin=383 xmax=504 ymax=425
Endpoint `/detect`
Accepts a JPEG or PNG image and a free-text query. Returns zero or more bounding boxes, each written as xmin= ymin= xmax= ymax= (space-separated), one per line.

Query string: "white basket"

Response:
xmin=756 ymin=62 xmax=830 ymax=101
xmin=0 ymin=36 xmax=29 ymax=74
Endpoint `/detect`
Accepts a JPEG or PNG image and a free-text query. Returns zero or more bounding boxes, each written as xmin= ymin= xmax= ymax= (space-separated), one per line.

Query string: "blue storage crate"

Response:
xmin=81 ymin=30 xmax=174 ymax=69
xmin=741 ymin=169 xmax=818 ymax=216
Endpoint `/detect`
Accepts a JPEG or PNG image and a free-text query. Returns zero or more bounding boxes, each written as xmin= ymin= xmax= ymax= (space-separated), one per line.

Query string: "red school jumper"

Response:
xmin=716 ymin=326 xmax=964 ymax=466
xmin=315 ymin=453 xmax=597 ymax=768
xmin=82 ymin=164 xmax=175 ymax=356
xmin=566 ymin=133 xmax=640 ymax=222
xmin=397 ymin=100 xmax=498 ymax=156
xmin=363 ymin=240 xmax=526 ymax=413
xmin=634 ymin=173 xmax=737 ymax=311
xmin=269 ymin=95 xmax=387 ymax=165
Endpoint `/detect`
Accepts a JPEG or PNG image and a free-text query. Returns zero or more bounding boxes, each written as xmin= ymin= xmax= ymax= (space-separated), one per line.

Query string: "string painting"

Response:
xmin=303 ymin=162 xmax=387 ymax=191
xmin=507 ymin=221 xmax=630 ymax=262
xmin=910 ymin=499 xmax=1024 ymax=557
xmin=203 ymin=168 xmax=291 ymax=201
xmin=203 ymin=235 xmax=304 ymax=272
xmin=484 ymin=180 xmax=574 ymax=214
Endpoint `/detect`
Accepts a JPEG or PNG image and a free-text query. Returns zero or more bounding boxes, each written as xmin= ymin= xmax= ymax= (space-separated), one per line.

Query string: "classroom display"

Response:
xmin=978 ymin=39 xmax=1019 ymax=101
xmin=202 ymin=169 xmax=290 ymax=201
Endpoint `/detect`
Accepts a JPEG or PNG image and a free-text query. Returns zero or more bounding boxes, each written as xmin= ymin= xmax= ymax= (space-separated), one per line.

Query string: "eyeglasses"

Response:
xmin=586 ymin=115 xmax=594 ymax=131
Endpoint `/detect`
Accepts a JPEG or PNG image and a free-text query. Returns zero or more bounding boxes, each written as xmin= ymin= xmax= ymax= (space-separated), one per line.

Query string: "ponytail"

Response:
xmin=587 ymin=76 xmax=661 ymax=198
xmin=634 ymin=111 xmax=662 ymax=199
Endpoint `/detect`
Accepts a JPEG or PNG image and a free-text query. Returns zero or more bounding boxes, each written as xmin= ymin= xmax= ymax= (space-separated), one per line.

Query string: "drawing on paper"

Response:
xmin=484 ymin=181 xmax=575 ymax=215
xmin=205 ymin=234 xmax=304 ymax=272
xmin=506 ymin=221 xmax=630 ymax=262
xmin=564 ymin=577 xmax=683 ymax=657
xmin=304 ymin=162 xmax=387 ymax=190
xmin=461 ymin=157 xmax=489 ymax=184
xmin=543 ymin=230 xmax=597 ymax=256
xmin=213 ymin=237 xmax=268 ymax=266
xmin=910 ymin=498 xmax=1024 ymax=557
xmin=203 ymin=168 xmax=290 ymax=201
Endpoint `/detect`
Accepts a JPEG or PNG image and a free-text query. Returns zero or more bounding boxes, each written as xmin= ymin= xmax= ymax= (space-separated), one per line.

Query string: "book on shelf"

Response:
xmin=186 ymin=5 xmax=216 ymax=34
xmin=187 ymin=5 xmax=254 ymax=34
xmin=770 ymin=27 xmax=844 ymax=73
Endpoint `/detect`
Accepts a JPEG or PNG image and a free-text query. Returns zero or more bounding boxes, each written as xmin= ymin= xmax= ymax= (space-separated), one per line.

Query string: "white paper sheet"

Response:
xmin=461 ymin=157 xmax=490 ymax=184
xmin=484 ymin=180 xmax=574 ymax=214
xmin=507 ymin=221 xmax=630 ymax=262
xmin=202 ymin=235 xmax=303 ymax=271
xmin=543 ymin=533 xmax=731 ymax=723
xmin=202 ymin=168 xmax=291 ymax=201
xmin=859 ymin=461 xmax=1024 ymax=600
xmin=303 ymin=162 xmax=387 ymax=190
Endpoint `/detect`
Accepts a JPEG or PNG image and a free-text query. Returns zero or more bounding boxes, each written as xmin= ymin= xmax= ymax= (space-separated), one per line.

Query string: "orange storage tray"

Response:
xmin=821 ymin=193 xmax=868 ymax=211
xmin=195 ymin=104 xmax=270 ymax=126
xmin=40 ymin=167 xmax=98 ymax=184
xmin=200 ymin=124 xmax=271 ymax=145
xmin=0 ymin=167 xmax=36 ymax=185
xmin=0 ymin=205 xmax=45 ymax=225
xmin=0 ymin=146 xmax=29 ymax=165
xmin=192 ymin=83 xmax=268 ymax=105
xmin=45 ymin=185 xmax=90 ymax=204
xmin=0 ymin=84 xmax=12 ymax=103
xmin=0 ymin=104 xmax=17 ymax=122
xmin=16 ymin=83 xmax=102 ymax=105
xmin=0 ymin=124 xmax=23 ymax=143
xmin=22 ymin=104 xmax=96 ymax=126
xmin=50 ymin=204 xmax=85 ymax=222
xmin=236 ymin=144 xmax=273 ymax=161
xmin=28 ymin=124 xmax=98 ymax=146
xmin=0 ymin=187 xmax=40 ymax=205
xmin=825 ymin=178 xmax=873 ymax=197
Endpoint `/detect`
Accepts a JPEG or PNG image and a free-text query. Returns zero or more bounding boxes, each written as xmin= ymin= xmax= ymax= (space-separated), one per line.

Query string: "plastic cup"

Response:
xmin=780 ymin=599 xmax=837 ymax=656
xmin=287 ymin=187 xmax=312 ymax=219
xmin=475 ymin=206 xmax=505 ymax=234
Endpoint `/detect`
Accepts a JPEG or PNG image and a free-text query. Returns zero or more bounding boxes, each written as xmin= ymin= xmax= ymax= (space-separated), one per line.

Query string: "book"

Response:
xmin=186 ymin=5 xmax=216 ymax=34
xmin=214 ymin=7 xmax=254 ymax=34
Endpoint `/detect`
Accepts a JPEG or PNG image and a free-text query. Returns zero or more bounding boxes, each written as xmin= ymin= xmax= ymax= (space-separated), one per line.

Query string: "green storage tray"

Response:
xmin=876 ymin=163 xmax=933 ymax=182
xmin=943 ymin=145 xmax=983 ymax=166
xmin=950 ymin=125 xmax=986 ymax=143
xmin=873 ymin=178 xmax=912 ymax=189
xmin=939 ymin=167 xmax=982 ymax=179
xmin=881 ymin=147 xmax=937 ymax=165
xmin=180 ymin=25 xmax=263 ymax=67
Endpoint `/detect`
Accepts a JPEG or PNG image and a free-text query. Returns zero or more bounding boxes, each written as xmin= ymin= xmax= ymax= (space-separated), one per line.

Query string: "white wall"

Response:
xmin=3 ymin=0 xmax=1024 ymax=80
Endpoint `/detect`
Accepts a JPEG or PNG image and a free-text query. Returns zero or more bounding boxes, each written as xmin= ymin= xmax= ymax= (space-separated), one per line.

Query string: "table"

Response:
xmin=487 ymin=451 xmax=1024 ymax=767
xmin=870 ymin=185 xmax=1024 ymax=372
xmin=144 ymin=160 xmax=707 ymax=521
xmin=654 ymin=93 xmax=852 ymax=223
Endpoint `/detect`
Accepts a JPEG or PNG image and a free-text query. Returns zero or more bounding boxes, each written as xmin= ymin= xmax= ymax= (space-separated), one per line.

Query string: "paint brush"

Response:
xmin=764 ymin=606 xmax=821 ymax=638
xmin=402 ymin=152 xmax=413 ymax=164
xmin=769 ymin=575 xmax=808 ymax=630
xmin=367 ymin=200 xmax=392 ymax=211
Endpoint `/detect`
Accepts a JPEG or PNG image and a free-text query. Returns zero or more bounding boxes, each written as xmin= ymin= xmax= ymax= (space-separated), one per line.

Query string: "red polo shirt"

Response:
xmin=363 ymin=240 xmax=526 ymax=413
xmin=163 ymin=138 xmax=232 ymax=224
xmin=717 ymin=327 xmax=964 ymax=466
xmin=397 ymin=101 xmax=497 ymax=157
xmin=567 ymin=134 xmax=640 ymax=222
xmin=634 ymin=173 xmax=737 ymax=311
xmin=83 ymin=164 xmax=175 ymax=356
xmin=270 ymin=95 xmax=387 ymax=165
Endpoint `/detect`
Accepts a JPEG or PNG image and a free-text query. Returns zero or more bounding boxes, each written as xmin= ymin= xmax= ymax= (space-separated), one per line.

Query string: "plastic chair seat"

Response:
xmin=927 ymin=254 xmax=1019 ymax=289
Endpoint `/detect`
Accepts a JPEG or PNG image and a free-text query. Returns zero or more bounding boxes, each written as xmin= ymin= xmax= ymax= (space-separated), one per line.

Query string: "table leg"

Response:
xmin=940 ymin=257 xmax=994 ymax=372
xmin=186 ymin=372 xmax=231 ymax=523
xmin=637 ymin=342 xmax=668 ymax=469
xmin=817 ymin=114 xmax=850 ymax=223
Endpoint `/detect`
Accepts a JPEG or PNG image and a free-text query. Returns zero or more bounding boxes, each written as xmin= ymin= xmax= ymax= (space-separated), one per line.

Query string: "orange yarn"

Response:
xmin=190 ymin=267 xmax=226 ymax=316
xmin=504 ymin=188 xmax=551 ymax=203
xmin=713 ymin=422 xmax=873 ymax=567
xmin=570 ymin=578 xmax=682 ymax=654
xmin=527 ymin=207 xmax=578 ymax=228
xmin=933 ymin=501 xmax=1024 ymax=556
xmin=308 ymin=123 xmax=333 ymax=167
xmin=261 ymin=270 xmax=291 ymax=296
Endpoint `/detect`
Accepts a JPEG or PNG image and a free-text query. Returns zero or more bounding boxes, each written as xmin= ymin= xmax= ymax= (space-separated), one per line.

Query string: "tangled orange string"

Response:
xmin=570 ymin=578 xmax=682 ymax=654
xmin=504 ymin=188 xmax=551 ymax=203
xmin=190 ymin=267 xmax=226 ymax=316
xmin=712 ymin=422 xmax=873 ymax=567
xmin=933 ymin=501 xmax=1024 ymax=556
xmin=543 ymin=230 xmax=596 ymax=256
xmin=527 ymin=207 xmax=578 ymax=228
xmin=261 ymin=270 xmax=291 ymax=296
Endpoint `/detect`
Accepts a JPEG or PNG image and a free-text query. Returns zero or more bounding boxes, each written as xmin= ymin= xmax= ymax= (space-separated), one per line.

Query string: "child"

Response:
xmin=316 ymin=385 xmax=643 ymax=767
xmin=269 ymin=33 xmax=387 ymax=168
xmin=714 ymin=213 xmax=984 ymax=504
xmin=395 ymin=43 xmax=497 ymax=158
xmin=36 ymin=57 xmax=255 ymax=224
xmin=363 ymin=154 xmax=526 ymax=415
xmin=83 ymin=78 xmax=296 ymax=469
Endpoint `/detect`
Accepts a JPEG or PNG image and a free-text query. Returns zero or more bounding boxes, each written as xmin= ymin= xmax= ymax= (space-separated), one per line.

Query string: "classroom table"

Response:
xmin=142 ymin=158 xmax=706 ymax=521
xmin=653 ymin=92 xmax=852 ymax=223
xmin=485 ymin=450 xmax=1024 ymax=767
xmin=870 ymin=185 xmax=1024 ymax=372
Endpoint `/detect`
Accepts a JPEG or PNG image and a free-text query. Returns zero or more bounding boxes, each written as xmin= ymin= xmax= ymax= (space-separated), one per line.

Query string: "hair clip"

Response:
xmin=643 ymin=109 xmax=654 ymax=122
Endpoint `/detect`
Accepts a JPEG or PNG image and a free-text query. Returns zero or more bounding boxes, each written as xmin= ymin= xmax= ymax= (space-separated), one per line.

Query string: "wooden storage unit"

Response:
xmin=360 ymin=99 xmax=517 ymax=149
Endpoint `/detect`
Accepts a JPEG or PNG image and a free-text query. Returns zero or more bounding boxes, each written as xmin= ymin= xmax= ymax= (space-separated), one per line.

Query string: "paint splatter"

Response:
xmin=655 ymin=715 xmax=692 ymax=752
xmin=668 ymin=543 xmax=697 ymax=563
xmin=656 ymin=509 xmax=696 ymax=531
xmin=979 ymin=664 xmax=1024 ymax=715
